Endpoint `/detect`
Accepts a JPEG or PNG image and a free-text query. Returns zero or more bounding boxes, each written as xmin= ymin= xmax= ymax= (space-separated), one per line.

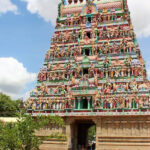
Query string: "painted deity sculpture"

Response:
xmin=27 ymin=0 xmax=150 ymax=115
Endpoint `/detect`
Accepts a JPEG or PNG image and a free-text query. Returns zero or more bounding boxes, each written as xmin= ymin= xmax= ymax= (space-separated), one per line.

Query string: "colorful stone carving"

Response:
xmin=26 ymin=0 xmax=150 ymax=116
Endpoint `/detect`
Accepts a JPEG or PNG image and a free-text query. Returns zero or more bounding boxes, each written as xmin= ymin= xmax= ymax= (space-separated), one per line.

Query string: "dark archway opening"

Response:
xmin=75 ymin=120 xmax=96 ymax=150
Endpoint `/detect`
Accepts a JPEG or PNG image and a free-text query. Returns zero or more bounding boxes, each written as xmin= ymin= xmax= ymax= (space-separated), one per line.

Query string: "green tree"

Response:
xmin=0 ymin=123 xmax=22 ymax=150
xmin=88 ymin=125 xmax=96 ymax=142
xmin=18 ymin=115 xmax=65 ymax=150
xmin=0 ymin=93 xmax=21 ymax=117
xmin=0 ymin=115 xmax=65 ymax=150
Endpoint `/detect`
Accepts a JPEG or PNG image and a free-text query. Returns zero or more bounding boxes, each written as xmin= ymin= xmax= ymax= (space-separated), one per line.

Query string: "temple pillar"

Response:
xmin=66 ymin=123 xmax=72 ymax=149
xmin=78 ymin=99 xmax=81 ymax=110
xmin=66 ymin=118 xmax=74 ymax=150
xmin=88 ymin=99 xmax=90 ymax=109
xmin=93 ymin=118 xmax=102 ymax=150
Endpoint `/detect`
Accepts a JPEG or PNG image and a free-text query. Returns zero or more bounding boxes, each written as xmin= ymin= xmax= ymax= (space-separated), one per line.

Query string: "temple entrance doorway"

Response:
xmin=72 ymin=119 xmax=96 ymax=150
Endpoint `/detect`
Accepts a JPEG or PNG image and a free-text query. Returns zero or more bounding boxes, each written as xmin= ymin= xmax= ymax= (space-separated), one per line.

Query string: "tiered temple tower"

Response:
xmin=26 ymin=0 xmax=150 ymax=150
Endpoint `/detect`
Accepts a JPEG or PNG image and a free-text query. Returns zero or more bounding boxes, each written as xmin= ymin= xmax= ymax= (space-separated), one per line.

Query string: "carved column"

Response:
xmin=88 ymin=99 xmax=90 ymax=110
xmin=93 ymin=118 xmax=102 ymax=150
xmin=66 ymin=118 xmax=74 ymax=150
xmin=78 ymin=98 xmax=80 ymax=110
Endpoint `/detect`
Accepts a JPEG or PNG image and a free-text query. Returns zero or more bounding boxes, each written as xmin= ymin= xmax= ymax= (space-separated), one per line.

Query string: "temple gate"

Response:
xmin=26 ymin=0 xmax=150 ymax=149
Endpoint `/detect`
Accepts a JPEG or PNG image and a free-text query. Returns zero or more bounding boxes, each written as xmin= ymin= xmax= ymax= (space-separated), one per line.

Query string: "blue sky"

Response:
xmin=0 ymin=2 xmax=52 ymax=72
xmin=0 ymin=0 xmax=150 ymax=100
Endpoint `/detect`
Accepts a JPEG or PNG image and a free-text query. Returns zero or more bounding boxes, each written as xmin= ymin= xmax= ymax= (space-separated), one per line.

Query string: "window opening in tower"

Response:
xmin=74 ymin=0 xmax=78 ymax=4
xmin=85 ymin=49 xmax=90 ymax=56
xmin=83 ymin=68 xmax=89 ymax=75
xmin=87 ymin=32 xmax=91 ymax=39
xmin=68 ymin=0 xmax=72 ymax=4
xmin=88 ymin=17 xmax=92 ymax=23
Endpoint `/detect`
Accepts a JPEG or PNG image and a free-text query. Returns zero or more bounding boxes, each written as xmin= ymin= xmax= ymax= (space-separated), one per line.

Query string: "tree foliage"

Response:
xmin=0 ymin=115 xmax=65 ymax=150
xmin=0 ymin=93 xmax=65 ymax=150
xmin=0 ymin=93 xmax=21 ymax=117
xmin=0 ymin=122 xmax=22 ymax=150
xmin=88 ymin=125 xmax=96 ymax=142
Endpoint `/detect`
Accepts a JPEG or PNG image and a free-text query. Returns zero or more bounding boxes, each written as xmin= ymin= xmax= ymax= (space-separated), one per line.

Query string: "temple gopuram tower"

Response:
xmin=26 ymin=0 xmax=150 ymax=150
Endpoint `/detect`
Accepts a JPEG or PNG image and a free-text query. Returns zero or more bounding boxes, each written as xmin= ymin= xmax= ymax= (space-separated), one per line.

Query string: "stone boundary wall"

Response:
xmin=96 ymin=116 xmax=150 ymax=150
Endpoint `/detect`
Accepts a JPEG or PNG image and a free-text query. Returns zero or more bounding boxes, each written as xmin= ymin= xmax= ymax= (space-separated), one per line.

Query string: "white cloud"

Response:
xmin=0 ymin=0 xmax=18 ymax=14
xmin=0 ymin=57 xmax=36 ymax=99
xmin=21 ymin=91 xmax=31 ymax=101
xmin=22 ymin=0 xmax=60 ymax=25
xmin=128 ymin=0 xmax=150 ymax=38
xmin=146 ymin=61 xmax=150 ymax=80
xmin=148 ymin=70 xmax=150 ymax=80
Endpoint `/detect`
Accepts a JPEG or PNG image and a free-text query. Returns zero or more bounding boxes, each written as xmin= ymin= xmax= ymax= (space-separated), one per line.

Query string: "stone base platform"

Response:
xmin=37 ymin=115 xmax=150 ymax=150
xmin=39 ymin=140 xmax=67 ymax=150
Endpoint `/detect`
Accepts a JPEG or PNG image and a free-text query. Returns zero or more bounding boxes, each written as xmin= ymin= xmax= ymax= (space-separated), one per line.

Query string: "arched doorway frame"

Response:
xmin=65 ymin=117 xmax=101 ymax=150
